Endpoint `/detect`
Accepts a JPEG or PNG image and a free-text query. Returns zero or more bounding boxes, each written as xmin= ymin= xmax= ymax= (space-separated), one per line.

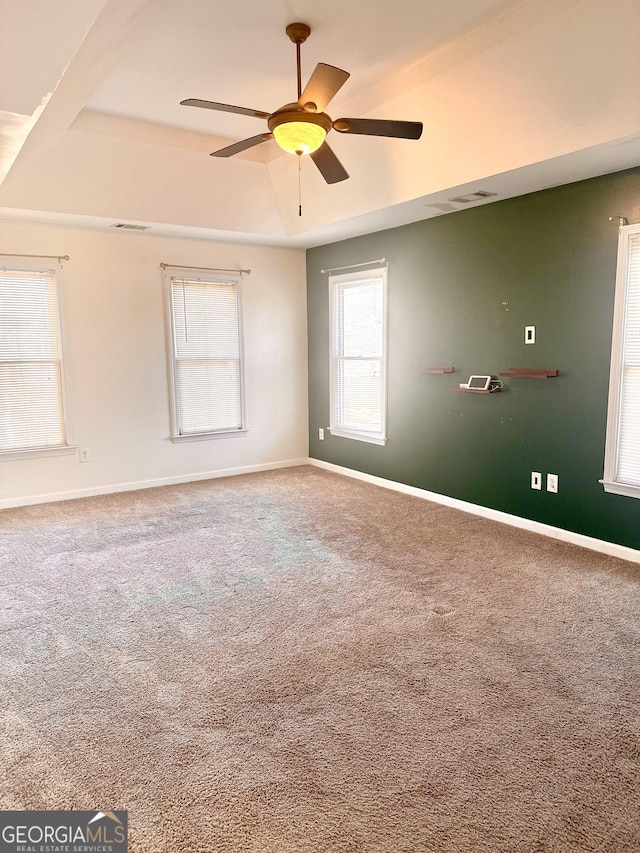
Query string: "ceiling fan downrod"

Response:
xmin=285 ymin=23 xmax=311 ymax=101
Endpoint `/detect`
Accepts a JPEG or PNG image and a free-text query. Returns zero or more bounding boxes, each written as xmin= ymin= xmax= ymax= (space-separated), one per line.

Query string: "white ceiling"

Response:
xmin=1 ymin=0 xmax=639 ymax=247
xmin=86 ymin=0 xmax=525 ymax=140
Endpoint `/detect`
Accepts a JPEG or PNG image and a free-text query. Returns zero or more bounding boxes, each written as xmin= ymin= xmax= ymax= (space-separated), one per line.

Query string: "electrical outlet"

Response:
xmin=531 ymin=471 xmax=542 ymax=490
xmin=547 ymin=473 xmax=558 ymax=493
xmin=79 ymin=448 xmax=90 ymax=463
xmin=318 ymin=428 xmax=324 ymax=440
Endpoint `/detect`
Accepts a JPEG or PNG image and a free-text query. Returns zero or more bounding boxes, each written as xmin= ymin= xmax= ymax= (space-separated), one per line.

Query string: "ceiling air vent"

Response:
xmin=448 ymin=190 xmax=497 ymax=204
xmin=111 ymin=223 xmax=150 ymax=231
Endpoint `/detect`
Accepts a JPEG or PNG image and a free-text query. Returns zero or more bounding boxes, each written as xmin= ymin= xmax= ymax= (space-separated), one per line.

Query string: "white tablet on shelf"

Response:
xmin=467 ymin=375 xmax=492 ymax=391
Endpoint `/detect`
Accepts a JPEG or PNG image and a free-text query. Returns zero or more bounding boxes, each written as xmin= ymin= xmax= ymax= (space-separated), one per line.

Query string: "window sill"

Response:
xmin=600 ymin=479 xmax=640 ymax=499
xmin=171 ymin=429 xmax=248 ymax=443
xmin=328 ymin=428 xmax=387 ymax=446
xmin=0 ymin=445 xmax=78 ymax=461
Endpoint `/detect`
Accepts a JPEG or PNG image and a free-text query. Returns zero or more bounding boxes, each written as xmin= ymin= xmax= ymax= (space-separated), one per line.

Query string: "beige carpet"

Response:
xmin=1 ymin=466 xmax=639 ymax=852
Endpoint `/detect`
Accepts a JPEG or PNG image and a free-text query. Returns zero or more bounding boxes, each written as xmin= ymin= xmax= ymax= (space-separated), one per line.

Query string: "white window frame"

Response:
xmin=0 ymin=258 xmax=75 ymax=460
xmin=602 ymin=222 xmax=640 ymax=498
xmin=329 ymin=267 xmax=388 ymax=446
xmin=164 ymin=267 xmax=247 ymax=442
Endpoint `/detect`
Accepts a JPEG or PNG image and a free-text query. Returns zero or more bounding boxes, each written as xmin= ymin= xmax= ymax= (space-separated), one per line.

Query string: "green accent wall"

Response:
xmin=307 ymin=167 xmax=640 ymax=551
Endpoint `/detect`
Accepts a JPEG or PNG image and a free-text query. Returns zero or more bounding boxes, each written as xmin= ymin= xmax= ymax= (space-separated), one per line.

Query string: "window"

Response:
xmin=0 ymin=263 xmax=72 ymax=455
xmin=603 ymin=223 xmax=640 ymax=498
xmin=329 ymin=267 xmax=387 ymax=445
xmin=165 ymin=269 xmax=246 ymax=440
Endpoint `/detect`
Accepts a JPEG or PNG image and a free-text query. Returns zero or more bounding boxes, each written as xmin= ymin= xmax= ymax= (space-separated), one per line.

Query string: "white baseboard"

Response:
xmin=309 ymin=458 xmax=640 ymax=566
xmin=0 ymin=458 xmax=309 ymax=510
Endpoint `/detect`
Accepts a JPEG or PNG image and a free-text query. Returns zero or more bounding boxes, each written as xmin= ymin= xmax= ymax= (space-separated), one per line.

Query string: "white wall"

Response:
xmin=0 ymin=219 xmax=309 ymax=506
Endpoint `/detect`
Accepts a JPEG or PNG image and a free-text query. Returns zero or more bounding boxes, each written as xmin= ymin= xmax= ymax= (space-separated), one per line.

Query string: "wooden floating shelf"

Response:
xmin=500 ymin=369 xmax=558 ymax=378
xmin=422 ymin=366 xmax=454 ymax=374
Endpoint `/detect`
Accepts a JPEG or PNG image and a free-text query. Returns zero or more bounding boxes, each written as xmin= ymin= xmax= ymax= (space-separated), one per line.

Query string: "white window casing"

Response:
xmin=329 ymin=267 xmax=388 ymax=446
xmin=602 ymin=223 xmax=640 ymax=498
xmin=0 ymin=261 xmax=75 ymax=458
xmin=164 ymin=269 xmax=247 ymax=442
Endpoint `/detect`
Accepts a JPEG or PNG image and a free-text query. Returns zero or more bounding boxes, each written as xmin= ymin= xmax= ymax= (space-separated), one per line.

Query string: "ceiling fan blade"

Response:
xmin=181 ymin=98 xmax=271 ymax=120
xmin=333 ymin=118 xmax=423 ymax=139
xmin=310 ymin=142 xmax=349 ymax=184
xmin=211 ymin=133 xmax=274 ymax=157
xmin=299 ymin=63 xmax=350 ymax=112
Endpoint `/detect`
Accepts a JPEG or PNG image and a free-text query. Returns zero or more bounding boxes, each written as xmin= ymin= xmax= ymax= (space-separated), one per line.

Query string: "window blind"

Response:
xmin=616 ymin=233 xmax=640 ymax=485
xmin=330 ymin=271 xmax=386 ymax=442
xmin=170 ymin=277 xmax=243 ymax=435
xmin=0 ymin=268 xmax=67 ymax=452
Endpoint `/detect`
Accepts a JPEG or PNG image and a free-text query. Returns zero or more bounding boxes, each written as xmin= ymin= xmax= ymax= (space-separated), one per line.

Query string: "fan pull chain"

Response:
xmin=298 ymin=153 xmax=302 ymax=217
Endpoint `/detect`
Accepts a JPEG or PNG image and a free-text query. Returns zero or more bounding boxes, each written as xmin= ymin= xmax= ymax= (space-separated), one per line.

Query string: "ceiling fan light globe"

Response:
xmin=273 ymin=121 xmax=326 ymax=155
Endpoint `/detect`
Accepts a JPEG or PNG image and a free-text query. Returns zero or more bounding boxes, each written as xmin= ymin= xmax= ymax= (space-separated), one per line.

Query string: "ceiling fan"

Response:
xmin=180 ymin=23 xmax=423 ymax=184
